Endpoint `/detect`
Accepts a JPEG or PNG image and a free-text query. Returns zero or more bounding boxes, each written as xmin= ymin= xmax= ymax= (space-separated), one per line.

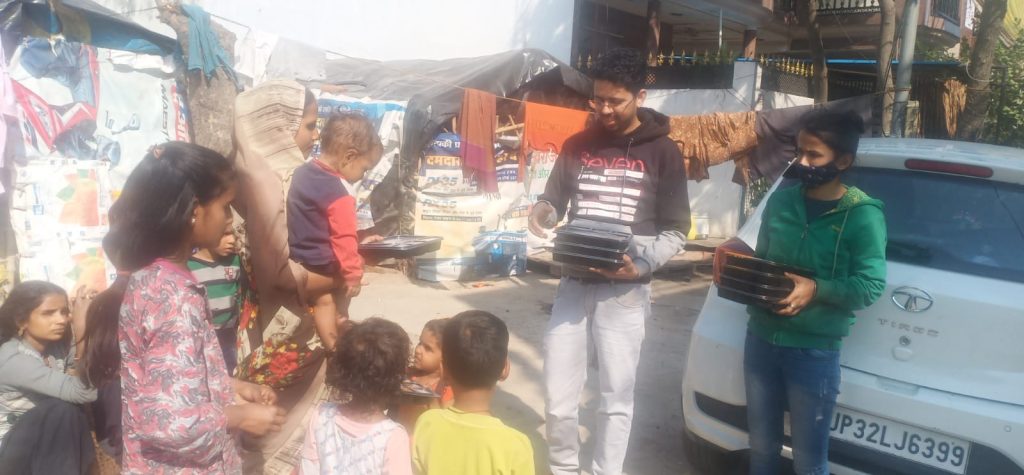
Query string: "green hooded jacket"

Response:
xmin=747 ymin=184 xmax=888 ymax=350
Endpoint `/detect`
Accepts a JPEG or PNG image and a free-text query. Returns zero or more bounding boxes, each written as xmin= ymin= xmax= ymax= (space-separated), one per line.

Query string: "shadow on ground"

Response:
xmin=352 ymin=267 xmax=714 ymax=475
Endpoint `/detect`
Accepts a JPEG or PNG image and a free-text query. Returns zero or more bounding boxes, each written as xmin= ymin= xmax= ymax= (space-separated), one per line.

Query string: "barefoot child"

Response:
xmin=287 ymin=112 xmax=383 ymax=351
xmin=299 ymin=318 xmax=413 ymax=475
xmin=188 ymin=224 xmax=243 ymax=374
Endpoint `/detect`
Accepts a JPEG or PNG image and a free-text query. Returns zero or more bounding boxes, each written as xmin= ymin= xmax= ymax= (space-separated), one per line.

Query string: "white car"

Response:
xmin=681 ymin=138 xmax=1024 ymax=474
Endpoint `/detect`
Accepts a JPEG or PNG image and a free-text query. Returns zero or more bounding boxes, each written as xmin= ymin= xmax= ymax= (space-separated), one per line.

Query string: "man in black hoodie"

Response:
xmin=529 ymin=48 xmax=691 ymax=475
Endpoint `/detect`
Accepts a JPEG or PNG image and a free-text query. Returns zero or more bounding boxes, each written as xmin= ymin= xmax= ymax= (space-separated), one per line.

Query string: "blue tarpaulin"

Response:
xmin=0 ymin=0 xmax=176 ymax=55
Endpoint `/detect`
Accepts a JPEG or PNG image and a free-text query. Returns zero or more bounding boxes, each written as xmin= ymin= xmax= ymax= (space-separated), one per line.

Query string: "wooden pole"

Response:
xmin=743 ymin=29 xmax=757 ymax=59
xmin=646 ymin=0 xmax=662 ymax=66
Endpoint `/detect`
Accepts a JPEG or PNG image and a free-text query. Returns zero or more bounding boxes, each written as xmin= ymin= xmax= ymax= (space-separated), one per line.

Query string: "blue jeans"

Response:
xmin=744 ymin=331 xmax=840 ymax=475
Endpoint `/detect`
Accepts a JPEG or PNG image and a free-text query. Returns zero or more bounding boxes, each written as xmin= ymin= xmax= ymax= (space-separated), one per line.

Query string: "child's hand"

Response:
xmin=234 ymin=380 xmax=278 ymax=405
xmin=345 ymin=283 xmax=362 ymax=298
xmin=228 ymin=403 xmax=286 ymax=436
xmin=256 ymin=385 xmax=277 ymax=405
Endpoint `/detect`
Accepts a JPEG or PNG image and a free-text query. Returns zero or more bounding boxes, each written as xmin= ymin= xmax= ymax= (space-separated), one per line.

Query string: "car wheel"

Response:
xmin=683 ymin=427 xmax=741 ymax=475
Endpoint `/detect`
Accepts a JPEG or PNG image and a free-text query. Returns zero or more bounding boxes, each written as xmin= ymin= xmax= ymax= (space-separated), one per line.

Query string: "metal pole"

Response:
xmin=892 ymin=0 xmax=920 ymax=137
xmin=718 ymin=9 xmax=723 ymax=52
xmin=997 ymin=66 xmax=1008 ymax=142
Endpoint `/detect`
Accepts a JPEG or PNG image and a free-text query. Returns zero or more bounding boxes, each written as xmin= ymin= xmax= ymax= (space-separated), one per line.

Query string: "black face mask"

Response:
xmin=784 ymin=161 xmax=841 ymax=188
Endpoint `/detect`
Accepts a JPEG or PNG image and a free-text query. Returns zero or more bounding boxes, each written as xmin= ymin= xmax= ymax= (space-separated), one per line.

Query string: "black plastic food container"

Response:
xmin=552 ymin=220 xmax=631 ymax=270
xmin=358 ymin=236 xmax=443 ymax=261
xmin=717 ymin=253 xmax=814 ymax=309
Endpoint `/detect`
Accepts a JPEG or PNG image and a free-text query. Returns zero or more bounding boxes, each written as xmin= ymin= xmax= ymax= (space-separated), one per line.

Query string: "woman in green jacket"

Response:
xmin=745 ymin=110 xmax=887 ymax=475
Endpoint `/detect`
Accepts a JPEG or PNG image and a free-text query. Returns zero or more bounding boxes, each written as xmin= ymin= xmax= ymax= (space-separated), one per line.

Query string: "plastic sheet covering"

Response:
xmin=0 ymin=0 xmax=176 ymax=55
xmin=322 ymin=48 xmax=591 ymax=234
xmin=325 ymin=49 xmax=589 ymax=162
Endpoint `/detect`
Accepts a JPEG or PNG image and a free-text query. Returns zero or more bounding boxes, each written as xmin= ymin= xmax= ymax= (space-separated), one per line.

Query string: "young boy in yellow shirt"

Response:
xmin=412 ymin=310 xmax=535 ymax=475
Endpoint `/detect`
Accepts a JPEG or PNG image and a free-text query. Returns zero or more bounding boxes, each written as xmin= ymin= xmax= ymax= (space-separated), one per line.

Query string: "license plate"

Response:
xmin=830 ymin=407 xmax=970 ymax=474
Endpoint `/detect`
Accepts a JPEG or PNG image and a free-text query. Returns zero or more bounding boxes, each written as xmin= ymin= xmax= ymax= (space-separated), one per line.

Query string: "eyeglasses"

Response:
xmin=589 ymin=95 xmax=636 ymax=112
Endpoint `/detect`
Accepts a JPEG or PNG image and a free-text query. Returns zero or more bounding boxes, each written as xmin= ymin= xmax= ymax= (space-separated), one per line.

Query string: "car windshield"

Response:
xmin=844 ymin=167 xmax=1024 ymax=284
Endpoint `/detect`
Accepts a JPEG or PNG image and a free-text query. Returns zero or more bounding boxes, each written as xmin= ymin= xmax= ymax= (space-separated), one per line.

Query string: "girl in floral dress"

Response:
xmin=97 ymin=142 xmax=286 ymax=474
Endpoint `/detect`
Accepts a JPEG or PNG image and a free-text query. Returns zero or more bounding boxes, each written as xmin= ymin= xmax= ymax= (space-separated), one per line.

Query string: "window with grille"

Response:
xmin=933 ymin=0 xmax=960 ymax=22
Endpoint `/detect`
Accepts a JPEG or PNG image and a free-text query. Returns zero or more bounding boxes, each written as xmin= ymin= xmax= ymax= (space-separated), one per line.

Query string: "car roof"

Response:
xmin=856 ymin=138 xmax=1024 ymax=183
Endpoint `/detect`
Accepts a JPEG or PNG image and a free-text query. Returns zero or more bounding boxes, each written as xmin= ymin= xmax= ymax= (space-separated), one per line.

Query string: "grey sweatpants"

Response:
xmin=544 ymin=277 xmax=651 ymax=475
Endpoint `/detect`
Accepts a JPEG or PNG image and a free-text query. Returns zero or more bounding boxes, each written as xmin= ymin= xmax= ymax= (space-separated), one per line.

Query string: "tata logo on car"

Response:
xmin=891 ymin=287 xmax=934 ymax=313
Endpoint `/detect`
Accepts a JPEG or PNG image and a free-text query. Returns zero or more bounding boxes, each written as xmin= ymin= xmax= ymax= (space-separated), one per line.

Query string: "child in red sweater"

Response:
xmin=287 ymin=112 xmax=382 ymax=351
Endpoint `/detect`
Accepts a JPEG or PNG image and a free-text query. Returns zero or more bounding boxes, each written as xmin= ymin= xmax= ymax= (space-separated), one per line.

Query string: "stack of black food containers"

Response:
xmin=717 ymin=252 xmax=814 ymax=309
xmin=552 ymin=219 xmax=631 ymax=270
xmin=358 ymin=236 xmax=443 ymax=261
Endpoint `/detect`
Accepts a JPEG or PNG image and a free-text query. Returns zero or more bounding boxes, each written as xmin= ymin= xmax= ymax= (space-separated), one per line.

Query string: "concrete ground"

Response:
xmin=350 ymin=264 xmax=714 ymax=475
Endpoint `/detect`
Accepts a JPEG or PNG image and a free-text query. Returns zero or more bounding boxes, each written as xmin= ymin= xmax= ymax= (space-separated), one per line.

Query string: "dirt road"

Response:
xmin=351 ymin=267 xmax=713 ymax=475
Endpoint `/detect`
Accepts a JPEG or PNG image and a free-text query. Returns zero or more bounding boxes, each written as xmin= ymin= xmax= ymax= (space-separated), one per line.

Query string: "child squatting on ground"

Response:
xmin=287 ymin=112 xmax=384 ymax=351
xmin=413 ymin=310 xmax=535 ymax=475
xmin=299 ymin=317 xmax=413 ymax=475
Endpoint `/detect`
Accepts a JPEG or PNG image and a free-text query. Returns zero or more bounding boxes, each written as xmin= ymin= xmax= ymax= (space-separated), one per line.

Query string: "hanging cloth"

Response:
xmin=523 ymin=101 xmax=591 ymax=155
xmin=668 ymin=111 xmax=757 ymax=182
xmin=458 ymin=88 xmax=498 ymax=193
xmin=523 ymin=102 xmax=590 ymax=189
xmin=180 ymin=4 xmax=240 ymax=88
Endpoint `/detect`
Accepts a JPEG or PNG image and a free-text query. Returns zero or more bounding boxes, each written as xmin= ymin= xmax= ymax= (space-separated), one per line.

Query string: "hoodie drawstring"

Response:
xmin=832 ymin=210 xmax=851 ymax=279
xmin=618 ymin=138 xmax=634 ymax=220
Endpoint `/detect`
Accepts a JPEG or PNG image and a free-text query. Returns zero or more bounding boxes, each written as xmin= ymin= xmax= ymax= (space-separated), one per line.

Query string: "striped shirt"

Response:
xmin=187 ymin=254 xmax=242 ymax=329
